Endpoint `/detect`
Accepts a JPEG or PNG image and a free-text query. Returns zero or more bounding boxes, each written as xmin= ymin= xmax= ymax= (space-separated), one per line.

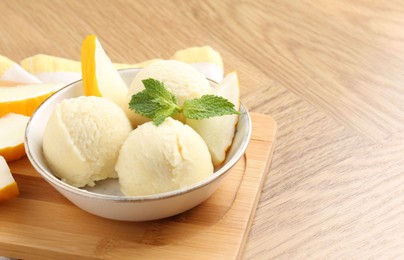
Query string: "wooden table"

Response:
xmin=1 ymin=0 xmax=404 ymax=259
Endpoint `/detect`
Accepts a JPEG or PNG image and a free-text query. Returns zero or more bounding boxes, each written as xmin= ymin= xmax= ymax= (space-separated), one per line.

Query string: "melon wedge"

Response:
xmin=0 ymin=113 xmax=30 ymax=162
xmin=0 ymin=156 xmax=19 ymax=203
xmin=0 ymin=81 xmax=63 ymax=117
xmin=171 ymin=46 xmax=223 ymax=68
xmin=81 ymin=35 xmax=128 ymax=107
xmin=186 ymin=72 xmax=240 ymax=167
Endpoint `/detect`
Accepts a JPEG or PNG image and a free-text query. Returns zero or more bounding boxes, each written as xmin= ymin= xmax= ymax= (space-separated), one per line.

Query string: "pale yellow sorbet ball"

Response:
xmin=43 ymin=96 xmax=132 ymax=188
xmin=116 ymin=117 xmax=213 ymax=196
xmin=125 ymin=60 xmax=212 ymax=127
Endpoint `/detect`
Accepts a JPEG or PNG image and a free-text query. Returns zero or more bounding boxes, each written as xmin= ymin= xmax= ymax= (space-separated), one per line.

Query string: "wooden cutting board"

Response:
xmin=0 ymin=112 xmax=277 ymax=260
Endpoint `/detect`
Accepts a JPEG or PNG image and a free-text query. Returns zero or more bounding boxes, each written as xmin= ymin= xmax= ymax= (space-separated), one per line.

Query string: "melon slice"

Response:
xmin=81 ymin=35 xmax=128 ymax=107
xmin=0 ymin=113 xmax=30 ymax=162
xmin=0 ymin=155 xmax=19 ymax=202
xmin=186 ymin=72 xmax=240 ymax=167
xmin=0 ymin=81 xmax=63 ymax=117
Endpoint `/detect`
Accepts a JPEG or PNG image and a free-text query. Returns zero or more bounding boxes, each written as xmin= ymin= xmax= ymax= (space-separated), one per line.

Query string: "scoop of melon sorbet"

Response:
xmin=115 ymin=117 xmax=213 ymax=196
xmin=43 ymin=96 xmax=132 ymax=187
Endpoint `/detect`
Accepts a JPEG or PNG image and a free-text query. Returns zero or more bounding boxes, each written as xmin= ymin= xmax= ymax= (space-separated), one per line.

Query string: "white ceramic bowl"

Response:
xmin=25 ymin=69 xmax=252 ymax=221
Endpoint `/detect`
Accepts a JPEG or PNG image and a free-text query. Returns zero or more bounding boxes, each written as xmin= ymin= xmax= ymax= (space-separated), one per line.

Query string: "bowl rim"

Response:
xmin=24 ymin=69 xmax=252 ymax=203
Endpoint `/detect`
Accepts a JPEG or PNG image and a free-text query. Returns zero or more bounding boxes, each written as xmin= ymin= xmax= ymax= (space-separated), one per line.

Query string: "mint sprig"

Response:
xmin=129 ymin=78 xmax=240 ymax=126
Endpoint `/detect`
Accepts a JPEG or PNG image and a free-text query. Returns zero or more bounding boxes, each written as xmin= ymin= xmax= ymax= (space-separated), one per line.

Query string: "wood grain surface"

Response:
xmin=1 ymin=0 xmax=404 ymax=259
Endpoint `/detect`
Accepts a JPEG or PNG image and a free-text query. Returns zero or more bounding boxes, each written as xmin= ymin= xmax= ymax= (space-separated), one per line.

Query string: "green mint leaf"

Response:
xmin=129 ymin=78 xmax=180 ymax=125
xmin=129 ymin=79 xmax=240 ymax=126
xmin=182 ymin=94 xmax=240 ymax=120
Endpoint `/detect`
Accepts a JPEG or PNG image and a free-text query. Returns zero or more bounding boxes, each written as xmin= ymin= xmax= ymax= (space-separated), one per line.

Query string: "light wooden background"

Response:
xmin=1 ymin=0 xmax=404 ymax=259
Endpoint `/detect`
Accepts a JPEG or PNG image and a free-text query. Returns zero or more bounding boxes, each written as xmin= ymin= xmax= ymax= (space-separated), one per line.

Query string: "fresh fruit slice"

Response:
xmin=0 ymin=81 xmax=63 ymax=117
xmin=186 ymin=72 xmax=240 ymax=167
xmin=0 ymin=113 xmax=30 ymax=162
xmin=0 ymin=55 xmax=41 ymax=84
xmin=170 ymin=46 xmax=223 ymax=68
xmin=171 ymin=46 xmax=224 ymax=83
xmin=0 ymin=155 xmax=19 ymax=202
xmin=21 ymin=54 xmax=82 ymax=74
xmin=81 ymin=35 xmax=128 ymax=107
